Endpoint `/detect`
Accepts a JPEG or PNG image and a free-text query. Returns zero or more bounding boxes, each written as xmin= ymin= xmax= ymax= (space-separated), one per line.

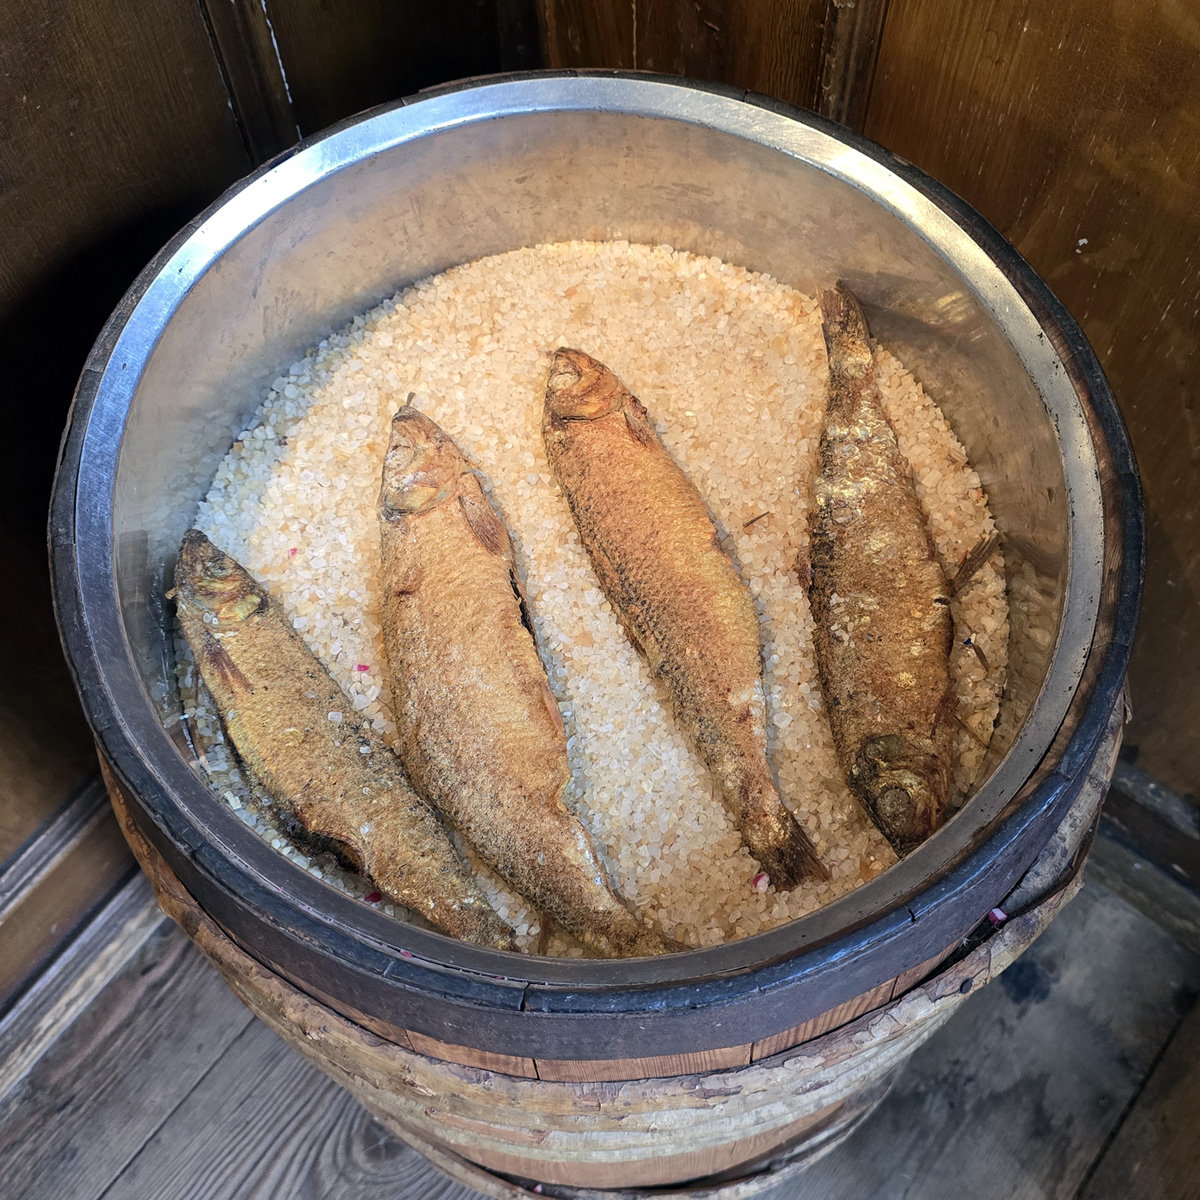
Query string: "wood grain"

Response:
xmin=887 ymin=941 xmax=958 ymax=1000
xmin=7 ymin=835 xmax=1195 ymax=1196
xmin=103 ymin=1020 xmax=474 ymax=1200
xmin=538 ymin=0 xmax=825 ymax=107
xmin=750 ymin=979 xmax=894 ymax=1061
xmin=0 ymin=923 xmax=254 ymax=1200
xmin=539 ymin=0 xmax=635 ymax=70
xmin=1088 ymin=821 xmax=1200 ymax=958
xmin=786 ymin=883 xmax=1200 ymax=1200
xmin=262 ymin=0 xmax=504 ymax=136
xmin=0 ymin=527 xmax=111 ymax=863
xmin=864 ymin=0 xmax=1200 ymax=797
xmin=437 ymin=1095 xmax=860 ymax=1189
xmin=407 ymin=1032 xmax=538 ymax=1080
xmin=1081 ymin=991 xmax=1200 ymax=1200
xmin=0 ymin=872 xmax=165 ymax=1101
xmin=535 ymin=1043 xmax=750 ymax=1082
xmin=197 ymin=0 xmax=300 ymax=162
xmin=108 ymin=771 xmax=1088 ymax=1192
xmin=816 ymin=0 xmax=891 ymax=127
xmin=0 ymin=783 xmax=133 ymax=1010
xmin=0 ymin=0 xmax=249 ymax=549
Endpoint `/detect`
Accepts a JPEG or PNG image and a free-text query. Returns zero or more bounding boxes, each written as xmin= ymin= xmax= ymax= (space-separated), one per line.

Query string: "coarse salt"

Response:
xmin=181 ymin=239 xmax=1008 ymax=957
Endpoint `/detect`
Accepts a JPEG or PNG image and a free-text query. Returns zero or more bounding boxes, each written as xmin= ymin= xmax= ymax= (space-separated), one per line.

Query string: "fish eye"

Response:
xmin=548 ymin=360 xmax=582 ymax=393
xmin=384 ymin=441 xmax=419 ymax=473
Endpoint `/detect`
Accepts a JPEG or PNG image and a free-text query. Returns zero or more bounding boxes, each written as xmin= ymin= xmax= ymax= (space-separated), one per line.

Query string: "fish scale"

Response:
xmin=173 ymin=529 xmax=515 ymax=949
xmin=377 ymin=406 xmax=671 ymax=958
xmin=809 ymin=283 xmax=954 ymax=855
xmin=542 ymin=348 xmax=827 ymax=890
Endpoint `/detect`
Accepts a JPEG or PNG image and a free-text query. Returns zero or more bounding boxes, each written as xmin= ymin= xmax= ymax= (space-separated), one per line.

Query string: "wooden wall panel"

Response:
xmin=539 ymin=0 xmax=826 ymax=109
xmin=0 ymin=0 xmax=252 ymax=543
xmin=864 ymin=0 xmax=1200 ymax=796
xmin=0 ymin=0 xmax=254 ymax=861
xmin=540 ymin=0 xmax=635 ymax=70
xmin=262 ymin=0 xmax=509 ymax=135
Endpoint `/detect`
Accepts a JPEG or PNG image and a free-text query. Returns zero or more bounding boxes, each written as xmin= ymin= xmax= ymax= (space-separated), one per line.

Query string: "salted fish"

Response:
xmin=174 ymin=529 xmax=515 ymax=949
xmin=377 ymin=406 xmax=670 ymax=957
xmin=542 ymin=348 xmax=827 ymax=890
xmin=810 ymin=283 xmax=954 ymax=855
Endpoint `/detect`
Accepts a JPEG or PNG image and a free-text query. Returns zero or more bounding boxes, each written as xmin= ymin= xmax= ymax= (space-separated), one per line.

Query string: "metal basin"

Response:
xmin=51 ymin=73 xmax=1141 ymax=1060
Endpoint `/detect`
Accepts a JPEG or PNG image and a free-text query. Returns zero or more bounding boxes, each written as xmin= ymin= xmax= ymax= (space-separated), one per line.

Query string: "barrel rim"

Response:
xmin=49 ymin=72 xmax=1142 ymax=1038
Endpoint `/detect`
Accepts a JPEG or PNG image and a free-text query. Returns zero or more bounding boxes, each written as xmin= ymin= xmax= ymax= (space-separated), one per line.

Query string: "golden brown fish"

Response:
xmin=174 ymin=529 xmax=515 ymax=950
xmin=542 ymin=349 xmax=827 ymax=890
xmin=377 ymin=406 xmax=670 ymax=957
xmin=809 ymin=283 xmax=954 ymax=855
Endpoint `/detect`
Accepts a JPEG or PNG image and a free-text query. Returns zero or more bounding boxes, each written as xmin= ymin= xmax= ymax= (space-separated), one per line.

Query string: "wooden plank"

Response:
xmin=1087 ymin=822 xmax=1200 ymax=958
xmin=539 ymin=0 xmax=826 ymax=109
xmin=1081 ymin=994 xmax=1200 ymax=1200
xmin=407 ymin=1030 xmax=538 ymax=1080
xmin=432 ymin=1095 xmax=854 ymax=1190
xmin=888 ymin=940 xmax=958 ymax=1001
xmin=816 ymin=0 xmax=891 ymax=128
xmin=534 ymin=1042 xmax=750 ymax=1083
xmin=261 ymin=0 xmax=504 ymax=136
xmin=284 ymin=974 xmax=415 ymax=1052
xmin=750 ymin=979 xmax=893 ymax=1061
xmin=1102 ymin=784 xmax=1200 ymax=894
xmin=0 ymin=779 xmax=133 ymax=1010
xmin=864 ymin=0 xmax=1200 ymax=799
xmin=196 ymin=0 xmax=300 ymax=162
xmin=0 ymin=527 xmax=104 ymax=864
xmin=786 ymin=882 xmax=1200 ymax=1199
xmin=0 ymin=922 xmax=254 ymax=1200
xmin=0 ymin=872 xmax=165 ymax=1099
xmin=0 ymin=0 xmax=249 ymax=552
xmin=103 ymin=1019 xmax=475 ymax=1200
xmin=538 ymin=0 xmax=635 ymax=71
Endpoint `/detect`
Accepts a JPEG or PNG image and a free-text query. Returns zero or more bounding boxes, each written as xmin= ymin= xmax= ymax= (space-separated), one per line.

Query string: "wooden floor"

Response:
xmin=2 ymin=830 xmax=1199 ymax=1200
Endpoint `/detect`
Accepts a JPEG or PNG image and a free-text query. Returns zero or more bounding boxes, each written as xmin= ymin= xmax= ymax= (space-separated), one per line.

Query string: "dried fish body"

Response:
xmin=378 ymin=407 xmax=669 ymax=957
xmin=810 ymin=284 xmax=954 ymax=855
xmin=542 ymin=349 xmax=827 ymax=889
xmin=174 ymin=529 xmax=515 ymax=950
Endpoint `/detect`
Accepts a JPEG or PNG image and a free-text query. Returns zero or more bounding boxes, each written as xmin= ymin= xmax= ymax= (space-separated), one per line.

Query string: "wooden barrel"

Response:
xmin=52 ymin=76 xmax=1143 ymax=1197
xmin=100 ymin=692 xmax=1121 ymax=1196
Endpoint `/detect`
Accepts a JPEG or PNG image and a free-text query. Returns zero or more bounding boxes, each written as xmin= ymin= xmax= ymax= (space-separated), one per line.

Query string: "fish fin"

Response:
xmin=793 ymin=551 xmax=812 ymax=589
xmin=756 ymin=829 xmax=830 ymax=888
xmin=954 ymin=711 xmax=989 ymax=749
xmin=508 ymin=567 xmax=537 ymax=640
xmin=197 ymin=626 xmax=253 ymax=697
xmin=539 ymin=677 xmax=565 ymax=735
xmin=933 ymin=688 xmax=958 ymax=738
xmin=458 ymin=478 xmax=509 ymax=557
xmin=623 ymin=403 xmax=657 ymax=448
xmin=949 ymin=533 xmax=1000 ymax=594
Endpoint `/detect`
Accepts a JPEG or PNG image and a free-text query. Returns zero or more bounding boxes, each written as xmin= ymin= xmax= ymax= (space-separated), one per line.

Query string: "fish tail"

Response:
xmin=585 ymin=907 xmax=675 ymax=957
xmin=818 ymin=282 xmax=870 ymax=342
xmin=758 ymin=826 xmax=830 ymax=889
xmin=454 ymin=908 xmax=520 ymax=952
xmin=819 ymin=283 xmax=874 ymax=382
xmin=738 ymin=777 xmax=829 ymax=888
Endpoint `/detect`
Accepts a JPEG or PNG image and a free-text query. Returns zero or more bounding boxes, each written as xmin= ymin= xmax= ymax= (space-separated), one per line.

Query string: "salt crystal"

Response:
xmin=182 ymin=240 xmax=1006 ymax=956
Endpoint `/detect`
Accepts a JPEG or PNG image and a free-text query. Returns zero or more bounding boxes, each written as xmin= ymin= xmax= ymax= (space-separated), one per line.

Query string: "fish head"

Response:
xmin=545 ymin=348 xmax=626 ymax=421
xmin=380 ymin=407 xmax=463 ymax=515
xmin=175 ymin=530 xmax=265 ymax=624
xmin=854 ymin=734 xmax=948 ymax=856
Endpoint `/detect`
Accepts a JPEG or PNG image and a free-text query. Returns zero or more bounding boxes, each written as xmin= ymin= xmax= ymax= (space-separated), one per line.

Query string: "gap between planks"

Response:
xmin=0 ymin=872 xmax=165 ymax=1099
